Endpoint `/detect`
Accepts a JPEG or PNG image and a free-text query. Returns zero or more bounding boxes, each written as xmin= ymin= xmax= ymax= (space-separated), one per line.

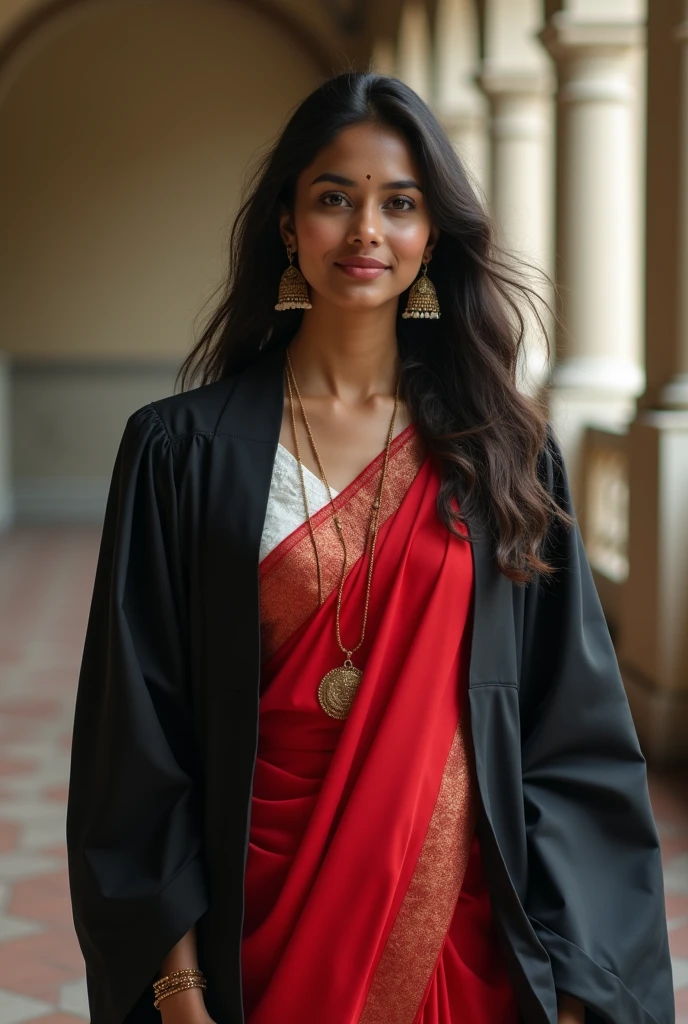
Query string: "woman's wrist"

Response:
xmin=557 ymin=993 xmax=585 ymax=1024
xmin=158 ymin=985 xmax=210 ymax=1024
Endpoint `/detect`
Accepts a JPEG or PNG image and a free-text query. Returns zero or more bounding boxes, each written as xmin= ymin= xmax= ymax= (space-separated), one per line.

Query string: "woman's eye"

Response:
xmin=385 ymin=196 xmax=415 ymax=211
xmin=321 ymin=192 xmax=350 ymax=207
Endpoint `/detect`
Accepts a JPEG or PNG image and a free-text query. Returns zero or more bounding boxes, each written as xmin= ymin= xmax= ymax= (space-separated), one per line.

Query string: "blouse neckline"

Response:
xmin=276 ymin=443 xmax=340 ymax=496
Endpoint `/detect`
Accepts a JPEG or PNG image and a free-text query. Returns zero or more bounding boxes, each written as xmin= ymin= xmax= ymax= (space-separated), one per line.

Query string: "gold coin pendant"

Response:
xmin=318 ymin=665 xmax=363 ymax=720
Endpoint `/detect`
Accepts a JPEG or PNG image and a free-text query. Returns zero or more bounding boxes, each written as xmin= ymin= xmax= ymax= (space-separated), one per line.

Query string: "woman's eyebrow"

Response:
xmin=310 ymin=172 xmax=422 ymax=191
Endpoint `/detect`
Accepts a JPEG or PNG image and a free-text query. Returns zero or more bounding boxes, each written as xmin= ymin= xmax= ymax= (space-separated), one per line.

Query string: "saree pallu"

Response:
xmin=242 ymin=424 xmax=518 ymax=1024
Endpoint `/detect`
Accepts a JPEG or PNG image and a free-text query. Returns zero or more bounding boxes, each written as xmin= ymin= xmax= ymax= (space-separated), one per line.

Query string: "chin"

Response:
xmin=327 ymin=290 xmax=398 ymax=313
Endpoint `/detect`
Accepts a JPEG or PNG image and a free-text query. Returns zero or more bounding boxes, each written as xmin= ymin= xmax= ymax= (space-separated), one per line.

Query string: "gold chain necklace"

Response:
xmin=285 ymin=347 xmax=400 ymax=720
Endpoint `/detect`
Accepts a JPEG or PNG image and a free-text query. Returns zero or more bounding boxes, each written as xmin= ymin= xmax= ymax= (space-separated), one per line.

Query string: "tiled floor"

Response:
xmin=0 ymin=525 xmax=686 ymax=1023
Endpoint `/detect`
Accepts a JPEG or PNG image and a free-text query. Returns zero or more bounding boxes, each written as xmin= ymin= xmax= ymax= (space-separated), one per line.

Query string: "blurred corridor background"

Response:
xmin=0 ymin=0 xmax=687 ymax=1021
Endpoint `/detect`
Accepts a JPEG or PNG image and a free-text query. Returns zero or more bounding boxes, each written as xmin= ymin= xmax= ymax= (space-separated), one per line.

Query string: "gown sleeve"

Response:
xmin=66 ymin=404 xmax=209 ymax=1024
xmin=520 ymin=429 xmax=674 ymax=1024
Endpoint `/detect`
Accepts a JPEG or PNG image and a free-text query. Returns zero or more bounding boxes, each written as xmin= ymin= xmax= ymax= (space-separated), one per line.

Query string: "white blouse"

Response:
xmin=259 ymin=444 xmax=339 ymax=563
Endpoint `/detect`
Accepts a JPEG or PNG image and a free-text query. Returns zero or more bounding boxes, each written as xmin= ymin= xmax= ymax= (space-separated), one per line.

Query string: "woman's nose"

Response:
xmin=346 ymin=202 xmax=383 ymax=247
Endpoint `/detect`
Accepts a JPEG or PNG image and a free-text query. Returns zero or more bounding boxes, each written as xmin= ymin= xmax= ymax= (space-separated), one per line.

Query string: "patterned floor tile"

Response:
xmin=0 ymin=990 xmax=52 ymax=1024
xmin=9 ymin=875 xmax=72 ymax=930
xmin=0 ymin=856 xmax=63 ymax=884
xmin=664 ymin=855 xmax=688 ymax=895
xmin=0 ymin=828 xmax=19 ymax=857
xmin=0 ymin=917 xmax=43 ymax=945
xmin=22 ymin=1016 xmax=86 ymax=1024
xmin=674 ymin=958 xmax=688 ymax=989
xmin=676 ymin=984 xmax=688 ymax=1013
xmin=57 ymin=981 xmax=88 ymax=1019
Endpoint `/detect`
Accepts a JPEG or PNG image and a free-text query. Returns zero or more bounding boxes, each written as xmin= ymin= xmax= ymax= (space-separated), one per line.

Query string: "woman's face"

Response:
xmin=279 ymin=121 xmax=438 ymax=313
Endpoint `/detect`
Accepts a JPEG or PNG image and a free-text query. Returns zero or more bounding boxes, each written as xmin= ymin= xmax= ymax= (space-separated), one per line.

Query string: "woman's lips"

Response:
xmin=334 ymin=256 xmax=390 ymax=280
xmin=335 ymin=263 xmax=389 ymax=279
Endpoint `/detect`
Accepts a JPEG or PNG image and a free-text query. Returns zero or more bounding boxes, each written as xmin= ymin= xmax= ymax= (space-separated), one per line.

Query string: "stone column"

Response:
xmin=478 ymin=65 xmax=555 ymax=392
xmin=662 ymin=10 xmax=688 ymax=408
xmin=618 ymin=0 xmax=688 ymax=762
xmin=541 ymin=13 xmax=645 ymax=491
xmin=434 ymin=0 xmax=489 ymax=198
xmin=396 ymin=0 xmax=432 ymax=103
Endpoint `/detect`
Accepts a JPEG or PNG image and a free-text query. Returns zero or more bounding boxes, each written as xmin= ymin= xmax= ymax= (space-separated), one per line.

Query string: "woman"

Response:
xmin=66 ymin=72 xmax=673 ymax=1024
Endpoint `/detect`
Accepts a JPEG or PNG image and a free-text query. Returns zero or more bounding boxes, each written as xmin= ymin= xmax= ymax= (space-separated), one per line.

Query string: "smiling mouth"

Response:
xmin=334 ymin=258 xmax=390 ymax=280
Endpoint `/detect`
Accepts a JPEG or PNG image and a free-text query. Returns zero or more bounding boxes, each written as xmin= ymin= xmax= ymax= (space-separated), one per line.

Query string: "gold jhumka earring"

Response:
xmin=275 ymin=246 xmax=312 ymax=310
xmin=402 ymin=258 xmax=440 ymax=319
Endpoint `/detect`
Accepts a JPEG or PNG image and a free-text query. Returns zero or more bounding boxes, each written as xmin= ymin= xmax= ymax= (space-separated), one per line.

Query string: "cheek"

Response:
xmin=389 ymin=220 xmax=431 ymax=261
xmin=295 ymin=210 xmax=342 ymax=257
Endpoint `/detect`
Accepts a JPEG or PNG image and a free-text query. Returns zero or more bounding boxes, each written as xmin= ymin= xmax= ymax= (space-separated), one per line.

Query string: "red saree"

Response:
xmin=241 ymin=423 xmax=519 ymax=1024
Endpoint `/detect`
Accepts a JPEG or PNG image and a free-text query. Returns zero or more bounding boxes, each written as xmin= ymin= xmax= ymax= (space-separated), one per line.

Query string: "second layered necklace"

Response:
xmin=284 ymin=348 xmax=400 ymax=721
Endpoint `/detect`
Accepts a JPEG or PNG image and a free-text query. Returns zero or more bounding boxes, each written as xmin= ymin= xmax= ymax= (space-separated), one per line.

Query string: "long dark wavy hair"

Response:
xmin=177 ymin=70 xmax=570 ymax=583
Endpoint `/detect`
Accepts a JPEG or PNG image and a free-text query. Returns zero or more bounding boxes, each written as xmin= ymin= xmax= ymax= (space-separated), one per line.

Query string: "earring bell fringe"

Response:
xmin=402 ymin=265 xmax=440 ymax=319
xmin=275 ymin=264 xmax=312 ymax=311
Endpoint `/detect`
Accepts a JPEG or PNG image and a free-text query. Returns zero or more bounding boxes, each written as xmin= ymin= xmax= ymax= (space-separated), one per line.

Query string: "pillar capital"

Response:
xmin=540 ymin=14 xmax=645 ymax=59
xmin=478 ymin=65 xmax=555 ymax=101
xmin=541 ymin=15 xmax=644 ymax=106
xmin=477 ymin=68 xmax=554 ymax=146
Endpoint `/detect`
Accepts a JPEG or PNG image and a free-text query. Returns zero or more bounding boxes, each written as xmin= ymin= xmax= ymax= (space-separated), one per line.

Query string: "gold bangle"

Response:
xmin=154 ymin=969 xmax=204 ymax=989
xmin=154 ymin=980 xmax=206 ymax=997
xmin=153 ymin=969 xmax=206 ymax=1011
xmin=154 ymin=980 xmax=206 ymax=998
xmin=154 ymin=969 xmax=204 ymax=985
xmin=153 ymin=980 xmax=206 ymax=1011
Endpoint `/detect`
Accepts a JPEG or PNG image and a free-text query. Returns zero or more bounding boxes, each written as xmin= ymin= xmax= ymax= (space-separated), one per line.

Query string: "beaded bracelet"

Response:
xmin=153 ymin=969 xmax=206 ymax=1011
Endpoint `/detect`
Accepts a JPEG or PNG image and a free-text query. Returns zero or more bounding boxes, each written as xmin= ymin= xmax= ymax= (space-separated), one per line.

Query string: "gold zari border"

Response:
xmin=358 ymin=717 xmax=477 ymax=1024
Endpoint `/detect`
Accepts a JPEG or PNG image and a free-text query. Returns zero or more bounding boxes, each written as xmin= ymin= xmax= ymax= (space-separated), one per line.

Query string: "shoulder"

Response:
xmin=123 ymin=375 xmax=242 ymax=446
xmin=123 ymin=345 xmax=285 ymax=444
xmin=142 ymin=374 xmax=241 ymax=442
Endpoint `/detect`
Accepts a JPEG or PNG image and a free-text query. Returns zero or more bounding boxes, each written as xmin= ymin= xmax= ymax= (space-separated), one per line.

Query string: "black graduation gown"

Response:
xmin=66 ymin=341 xmax=675 ymax=1024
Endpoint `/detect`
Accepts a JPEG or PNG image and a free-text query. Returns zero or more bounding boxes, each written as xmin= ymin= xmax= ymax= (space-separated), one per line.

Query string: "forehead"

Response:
xmin=301 ymin=122 xmax=420 ymax=181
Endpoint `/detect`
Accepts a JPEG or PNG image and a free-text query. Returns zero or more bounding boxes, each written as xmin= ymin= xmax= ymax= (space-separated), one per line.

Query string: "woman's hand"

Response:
xmin=557 ymin=993 xmax=585 ymax=1023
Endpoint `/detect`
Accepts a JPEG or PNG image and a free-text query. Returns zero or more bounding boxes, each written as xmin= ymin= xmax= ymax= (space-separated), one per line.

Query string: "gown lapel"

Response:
xmin=195 ymin=342 xmax=288 ymax=1023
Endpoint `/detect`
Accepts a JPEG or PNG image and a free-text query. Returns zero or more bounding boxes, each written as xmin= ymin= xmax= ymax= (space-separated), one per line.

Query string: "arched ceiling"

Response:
xmin=0 ymin=0 xmax=376 ymax=81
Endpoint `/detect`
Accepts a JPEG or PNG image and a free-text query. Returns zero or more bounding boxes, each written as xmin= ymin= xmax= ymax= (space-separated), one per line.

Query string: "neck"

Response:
xmin=286 ymin=295 xmax=400 ymax=404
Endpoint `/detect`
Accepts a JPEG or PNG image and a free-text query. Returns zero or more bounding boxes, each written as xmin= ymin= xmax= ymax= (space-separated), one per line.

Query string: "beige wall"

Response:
xmin=0 ymin=0 xmax=322 ymax=360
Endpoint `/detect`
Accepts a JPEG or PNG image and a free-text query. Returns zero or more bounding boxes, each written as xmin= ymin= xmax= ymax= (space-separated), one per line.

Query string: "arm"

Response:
xmin=157 ymin=928 xmax=214 ymax=1024
xmin=558 ymin=995 xmax=585 ymax=1024
xmin=67 ymin=406 xmax=208 ymax=1024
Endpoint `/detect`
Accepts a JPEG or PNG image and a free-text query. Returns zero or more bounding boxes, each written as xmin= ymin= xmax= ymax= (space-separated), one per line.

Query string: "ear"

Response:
xmin=423 ymin=223 xmax=440 ymax=263
xmin=278 ymin=204 xmax=297 ymax=251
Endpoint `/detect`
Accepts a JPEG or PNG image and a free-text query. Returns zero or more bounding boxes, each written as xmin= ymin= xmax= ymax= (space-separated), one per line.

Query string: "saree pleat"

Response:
xmin=242 ymin=425 xmax=518 ymax=1024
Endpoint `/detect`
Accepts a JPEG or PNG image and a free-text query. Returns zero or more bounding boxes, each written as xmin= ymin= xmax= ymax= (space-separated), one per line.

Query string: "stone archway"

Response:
xmin=0 ymin=0 xmax=335 ymax=83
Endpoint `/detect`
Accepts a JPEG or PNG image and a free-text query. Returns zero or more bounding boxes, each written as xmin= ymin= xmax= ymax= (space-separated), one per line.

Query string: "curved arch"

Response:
xmin=0 ymin=0 xmax=325 ymax=363
xmin=0 ymin=0 xmax=334 ymax=83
